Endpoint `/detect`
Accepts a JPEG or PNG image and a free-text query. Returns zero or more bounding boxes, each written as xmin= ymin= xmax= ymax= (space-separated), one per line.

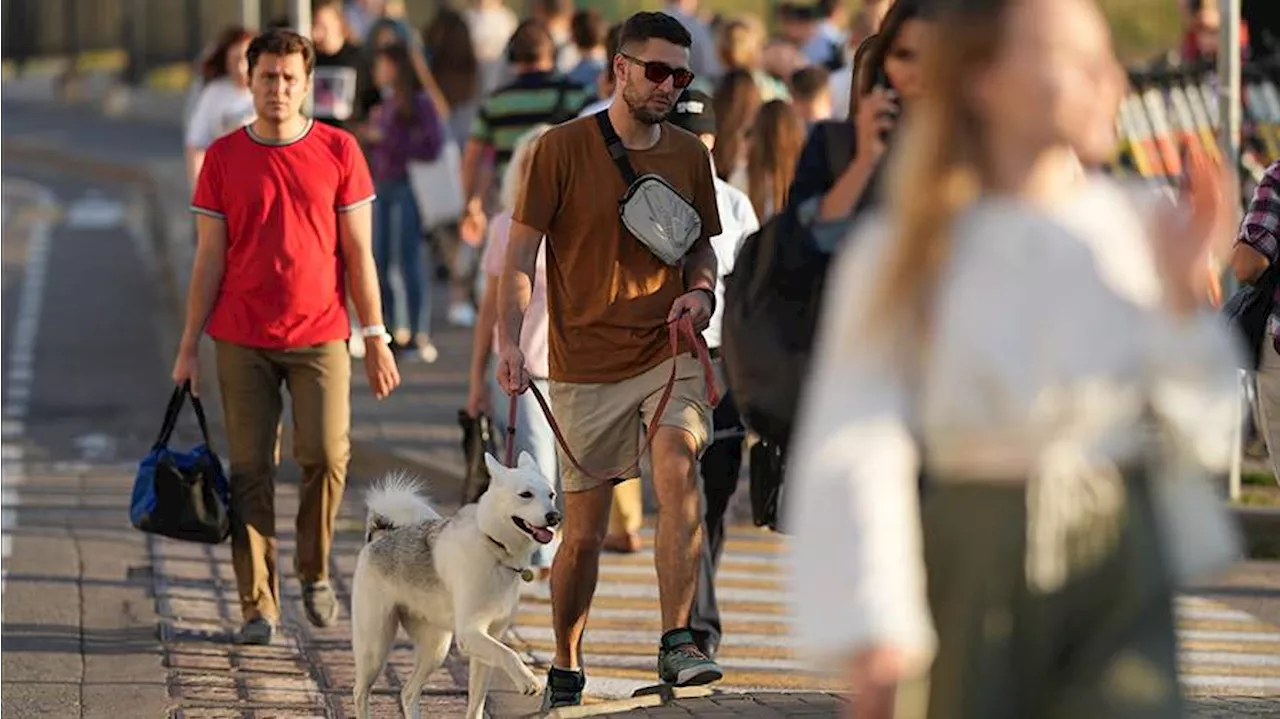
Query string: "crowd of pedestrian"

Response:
xmin=168 ymin=0 xmax=1273 ymax=716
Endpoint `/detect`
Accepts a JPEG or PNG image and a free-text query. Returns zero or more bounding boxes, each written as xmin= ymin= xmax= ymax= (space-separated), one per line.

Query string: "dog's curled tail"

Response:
xmin=364 ymin=472 xmax=440 ymax=542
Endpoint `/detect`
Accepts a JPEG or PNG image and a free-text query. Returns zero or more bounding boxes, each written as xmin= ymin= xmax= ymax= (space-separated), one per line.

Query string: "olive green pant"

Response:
xmin=899 ymin=473 xmax=1184 ymax=719
xmin=214 ymin=340 xmax=351 ymax=623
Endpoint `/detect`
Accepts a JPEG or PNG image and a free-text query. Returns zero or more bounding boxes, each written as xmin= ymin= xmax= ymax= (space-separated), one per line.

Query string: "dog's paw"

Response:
xmin=517 ymin=674 xmax=542 ymax=696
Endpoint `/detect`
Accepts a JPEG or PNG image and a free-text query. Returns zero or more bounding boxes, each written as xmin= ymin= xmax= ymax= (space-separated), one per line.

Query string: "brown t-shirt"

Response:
xmin=514 ymin=115 xmax=722 ymax=384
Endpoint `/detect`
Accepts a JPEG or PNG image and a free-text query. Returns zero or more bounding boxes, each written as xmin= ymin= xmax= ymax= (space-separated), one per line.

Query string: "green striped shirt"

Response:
xmin=471 ymin=71 xmax=592 ymax=180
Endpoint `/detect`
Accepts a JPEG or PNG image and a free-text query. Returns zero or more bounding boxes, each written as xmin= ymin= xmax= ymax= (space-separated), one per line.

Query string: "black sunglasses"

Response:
xmin=618 ymin=52 xmax=695 ymax=89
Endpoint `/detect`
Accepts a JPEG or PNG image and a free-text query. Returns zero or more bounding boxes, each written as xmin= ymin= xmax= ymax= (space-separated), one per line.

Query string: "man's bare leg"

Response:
xmin=551 ymin=481 xmax=614 ymax=669
xmin=650 ymin=427 xmax=703 ymax=631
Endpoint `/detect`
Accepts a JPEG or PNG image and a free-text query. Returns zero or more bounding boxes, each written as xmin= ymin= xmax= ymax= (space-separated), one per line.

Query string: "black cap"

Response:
xmin=668 ymin=89 xmax=716 ymax=136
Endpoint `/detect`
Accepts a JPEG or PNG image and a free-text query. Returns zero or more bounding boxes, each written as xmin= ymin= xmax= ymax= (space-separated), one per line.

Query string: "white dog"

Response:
xmin=351 ymin=451 xmax=560 ymax=719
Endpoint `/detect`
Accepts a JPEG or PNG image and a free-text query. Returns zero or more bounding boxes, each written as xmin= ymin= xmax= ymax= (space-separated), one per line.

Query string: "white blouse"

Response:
xmin=786 ymin=176 xmax=1242 ymax=672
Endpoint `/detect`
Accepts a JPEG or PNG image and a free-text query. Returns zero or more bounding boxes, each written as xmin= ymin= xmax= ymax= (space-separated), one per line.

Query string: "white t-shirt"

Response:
xmin=481 ymin=210 xmax=550 ymax=379
xmin=703 ymin=177 xmax=761 ymax=349
xmin=185 ymin=78 xmax=255 ymax=150
xmin=578 ymin=96 xmax=612 ymax=118
xmin=829 ymin=66 xmax=853 ymax=121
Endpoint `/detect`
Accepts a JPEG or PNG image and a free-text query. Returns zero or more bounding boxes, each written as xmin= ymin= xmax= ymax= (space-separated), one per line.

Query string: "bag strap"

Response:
xmin=189 ymin=386 xmax=214 ymax=447
xmin=594 ymin=110 xmax=639 ymax=186
xmin=153 ymin=381 xmax=214 ymax=449
xmin=153 ymin=385 xmax=187 ymax=449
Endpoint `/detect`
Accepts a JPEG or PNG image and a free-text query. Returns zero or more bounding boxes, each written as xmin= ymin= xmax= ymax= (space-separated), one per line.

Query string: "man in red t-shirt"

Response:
xmin=172 ymin=28 xmax=400 ymax=645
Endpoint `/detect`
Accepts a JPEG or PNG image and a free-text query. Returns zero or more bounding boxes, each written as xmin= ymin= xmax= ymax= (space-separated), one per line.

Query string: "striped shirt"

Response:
xmin=470 ymin=71 xmax=590 ymax=180
xmin=1237 ymin=159 xmax=1280 ymax=348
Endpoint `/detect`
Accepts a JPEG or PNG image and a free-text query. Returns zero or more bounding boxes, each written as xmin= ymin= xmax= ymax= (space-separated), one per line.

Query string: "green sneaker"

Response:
xmin=658 ymin=628 xmax=723 ymax=686
xmin=238 ymin=617 xmax=274 ymax=645
xmin=541 ymin=666 xmax=586 ymax=710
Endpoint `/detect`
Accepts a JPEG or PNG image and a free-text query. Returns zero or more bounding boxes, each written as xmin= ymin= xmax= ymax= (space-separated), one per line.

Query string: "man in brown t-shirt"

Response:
xmin=496 ymin=10 xmax=723 ymax=708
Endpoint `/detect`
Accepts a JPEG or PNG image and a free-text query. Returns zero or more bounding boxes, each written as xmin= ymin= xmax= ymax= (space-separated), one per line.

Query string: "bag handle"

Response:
xmin=594 ymin=110 xmax=639 ymax=186
xmin=153 ymin=381 xmax=214 ymax=449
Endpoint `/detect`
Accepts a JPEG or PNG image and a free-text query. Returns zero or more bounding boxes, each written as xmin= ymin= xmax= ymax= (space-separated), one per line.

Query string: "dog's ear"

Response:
xmin=516 ymin=451 xmax=539 ymax=474
xmin=483 ymin=452 xmax=506 ymax=484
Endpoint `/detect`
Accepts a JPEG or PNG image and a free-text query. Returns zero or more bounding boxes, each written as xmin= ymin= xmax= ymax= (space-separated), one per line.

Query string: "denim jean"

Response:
xmin=487 ymin=368 xmax=560 ymax=568
xmin=373 ymin=179 xmax=431 ymax=337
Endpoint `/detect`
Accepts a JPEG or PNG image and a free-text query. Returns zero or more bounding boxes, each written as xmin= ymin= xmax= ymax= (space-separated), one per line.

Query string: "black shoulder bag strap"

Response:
xmin=594 ymin=110 xmax=639 ymax=186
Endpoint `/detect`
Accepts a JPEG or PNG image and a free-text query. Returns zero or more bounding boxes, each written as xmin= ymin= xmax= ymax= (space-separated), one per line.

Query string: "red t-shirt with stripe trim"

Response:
xmin=191 ymin=119 xmax=375 ymax=350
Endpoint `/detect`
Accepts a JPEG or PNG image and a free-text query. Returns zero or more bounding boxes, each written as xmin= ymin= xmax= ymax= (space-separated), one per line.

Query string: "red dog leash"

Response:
xmin=503 ymin=315 xmax=720 ymax=480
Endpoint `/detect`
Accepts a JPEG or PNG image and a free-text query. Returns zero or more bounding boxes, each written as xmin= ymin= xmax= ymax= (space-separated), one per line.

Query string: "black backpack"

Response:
xmin=721 ymin=122 xmax=858 ymax=448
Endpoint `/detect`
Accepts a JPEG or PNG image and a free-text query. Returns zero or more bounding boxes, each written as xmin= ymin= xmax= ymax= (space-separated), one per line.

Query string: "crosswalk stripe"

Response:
xmin=1181 ymin=629 xmax=1280 ymax=643
xmin=522 ymin=579 xmax=787 ymax=605
xmin=519 ymin=594 xmax=790 ymax=616
xmin=1181 ymin=652 xmax=1280 ymax=669
xmin=514 ymin=613 xmax=790 ymax=635
xmin=1180 ymin=675 xmax=1280 ymax=691
xmin=512 ymin=627 xmax=799 ymax=655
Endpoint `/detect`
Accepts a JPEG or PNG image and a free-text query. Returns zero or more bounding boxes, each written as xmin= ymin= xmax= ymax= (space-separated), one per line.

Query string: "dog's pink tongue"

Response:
xmin=532 ymin=526 xmax=554 ymax=544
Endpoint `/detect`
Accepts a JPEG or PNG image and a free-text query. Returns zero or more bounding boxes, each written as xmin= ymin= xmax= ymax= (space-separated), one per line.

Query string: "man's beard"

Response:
xmin=622 ymin=85 xmax=671 ymax=125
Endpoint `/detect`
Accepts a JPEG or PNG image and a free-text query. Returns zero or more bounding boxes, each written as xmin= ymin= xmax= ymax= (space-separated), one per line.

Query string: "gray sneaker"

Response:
xmin=657 ymin=628 xmax=723 ymax=686
xmin=302 ymin=580 xmax=339 ymax=627
xmin=239 ymin=617 xmax=274 ymax=645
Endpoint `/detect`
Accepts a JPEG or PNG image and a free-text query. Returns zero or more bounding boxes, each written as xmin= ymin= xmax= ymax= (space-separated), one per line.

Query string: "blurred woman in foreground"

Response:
xmin=787 ymin=0 xmax=1241 ymax=717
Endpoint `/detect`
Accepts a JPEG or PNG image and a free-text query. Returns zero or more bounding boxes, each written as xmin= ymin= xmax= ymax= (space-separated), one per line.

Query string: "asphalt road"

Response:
xmin=2 ymin=100 xmax=182 ymax=167
xmin=1 ymin=167 xmax=174 ymax=716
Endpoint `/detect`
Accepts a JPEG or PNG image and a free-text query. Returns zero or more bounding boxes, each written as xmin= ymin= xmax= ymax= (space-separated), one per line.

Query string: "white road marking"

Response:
xmin=1180 ymin=629 xmax=1280 ymax=643
xmin=1180 ymin=675 xmax=1280 ymax=691
xmin=1 ymin=178 xmax=57 ymax=601
xmin=62 ymin=191 xmax=126 ymax=230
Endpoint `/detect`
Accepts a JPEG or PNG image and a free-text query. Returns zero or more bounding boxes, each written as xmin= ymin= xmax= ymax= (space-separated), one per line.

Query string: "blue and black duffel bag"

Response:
xmin=129 ymin=381 xmax=230 ymax=544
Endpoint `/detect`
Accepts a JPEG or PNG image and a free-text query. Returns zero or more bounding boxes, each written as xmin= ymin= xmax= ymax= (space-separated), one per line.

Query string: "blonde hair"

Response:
xmin=867 ymin=1 xmax=1006 ymax=339
xmin=501 ymin=123 xmax=553 ymax=212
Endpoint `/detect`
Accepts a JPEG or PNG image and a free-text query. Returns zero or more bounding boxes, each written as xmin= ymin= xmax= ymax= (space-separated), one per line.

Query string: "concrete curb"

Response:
xmin=2 ymin=139 xmax=465 ymax=498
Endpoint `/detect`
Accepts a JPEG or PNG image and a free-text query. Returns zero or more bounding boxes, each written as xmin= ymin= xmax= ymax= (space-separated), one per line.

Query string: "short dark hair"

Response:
xmin=571 ymin=9 xmax=607 ymax=52
xmin=247 ymin=28 xmax=316 ymax=75
xmin=790 ymin=65 xmax=830 ymax=101
xmin=617 ymin=11 xmax=693 ymax=54
xmin=508 ymin=20 xmax=556 ymax=65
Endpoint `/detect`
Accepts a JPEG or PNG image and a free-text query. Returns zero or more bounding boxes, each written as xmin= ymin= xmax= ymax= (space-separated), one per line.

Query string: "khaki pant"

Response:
xmin=609 ymin=477 xmax=644 ymax=535
xmin=549 ymin=355 xmax=711 ymax=493
xmin=214 ymin=340 xmax=352 ymax=622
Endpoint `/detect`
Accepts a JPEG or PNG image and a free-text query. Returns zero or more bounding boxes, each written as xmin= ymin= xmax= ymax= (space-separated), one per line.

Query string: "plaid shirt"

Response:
xmin=1237 ymin=159 xmax=1280 ymax=349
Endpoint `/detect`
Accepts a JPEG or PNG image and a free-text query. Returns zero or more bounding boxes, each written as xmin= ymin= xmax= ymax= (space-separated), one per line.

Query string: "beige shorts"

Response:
xmin=549 ymin=355 xmax=712 ymax=493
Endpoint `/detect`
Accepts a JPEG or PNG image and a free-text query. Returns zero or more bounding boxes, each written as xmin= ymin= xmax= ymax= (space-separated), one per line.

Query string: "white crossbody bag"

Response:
xmin=594 ymin=111 xmax=702 ymax=266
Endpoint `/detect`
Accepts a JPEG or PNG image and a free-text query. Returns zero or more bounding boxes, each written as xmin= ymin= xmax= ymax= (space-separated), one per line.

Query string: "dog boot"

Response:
xmin=541 ymin=666 xmax=586 ymax=709
xmin=301 ymin=580 xmax=339 ymax=628
xmin=239 ymin=617 xmax=274 ymax=646
xmin=657 ymin=628 xmax=723 ymax=686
